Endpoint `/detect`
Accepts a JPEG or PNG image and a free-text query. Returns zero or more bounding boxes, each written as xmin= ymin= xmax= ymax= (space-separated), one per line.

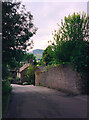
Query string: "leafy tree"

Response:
xmin=51 ymin=12 xmax=89 ymax=74
xmin=53 ymin=12 xmax=88 ymax=43
xmin=70 ymin=40 xmax=89 ymax=74
xmin=41 ymin=46 xmax=54 ymax=65
xmin=53 ymin=40 xmax=75 ymax=63
xmin=24 ymin=53 xmax=37 ymax=65
xmin=48 ymin=12 xmax=89 ymax=94
xmin=25 ymin=64 xmax=35 ymax=85
xmin=37 ymin=58 xmax=44 ymax=66
xmin=2 ymin=2 xmax=37 ymax=79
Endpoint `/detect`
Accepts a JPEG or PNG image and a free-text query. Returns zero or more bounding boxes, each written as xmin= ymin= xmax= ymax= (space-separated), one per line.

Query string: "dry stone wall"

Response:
xmin=35 ymin=64 xmax=83 ymax=94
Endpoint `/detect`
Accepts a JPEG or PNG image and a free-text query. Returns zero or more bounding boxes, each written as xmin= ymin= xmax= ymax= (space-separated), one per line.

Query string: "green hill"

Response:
xmin=33 ymin=49 xmax=44 ymax=55
xmin=30 ymin=49 xmax=44 ymax=61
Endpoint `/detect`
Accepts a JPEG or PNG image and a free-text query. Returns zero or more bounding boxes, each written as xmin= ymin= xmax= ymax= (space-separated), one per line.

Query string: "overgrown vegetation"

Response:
xmin=40 ymin=12 xmax=89 ymax=74
xmin=2 ymin=1 xmax=37 ymax=115
xmin=2 ymin=1 xmax=37 ymax=79
xmin=2 ymin=80 xmax=12 ymax=115
xmin=52 ymin=12 xmax=89 ymax=75
xmin=23 ymin=53 xmax=37 ymax=65
xmin=39 ymin=12 xmax=89 ymax=94
xmin=25 ymin=64 xmax=35 ymax=85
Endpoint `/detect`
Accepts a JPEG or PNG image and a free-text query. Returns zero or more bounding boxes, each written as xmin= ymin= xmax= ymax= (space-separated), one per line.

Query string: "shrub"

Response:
xmin=54 ymin=40 xmax=75 ymax=63
xmin=52 ymin=12 xmax=89 ymax=75
xmin=16 ymin=76 xmax=20 ymax=83
xmin=70 ymin=41 xmax=89 ymax=75
xmin=2 ymin=80 xmax=12 ymax=95
xmin=2 ymin=80 xmax=12 ymax=115
xmin=25 ymin=64 xmax=35 ymax=85
xmin=45 ymin=65 xmax=52 ymax=71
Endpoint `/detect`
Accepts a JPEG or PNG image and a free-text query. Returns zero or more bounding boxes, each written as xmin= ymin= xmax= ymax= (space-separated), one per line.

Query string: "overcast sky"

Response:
xmin=21 ymin=1 xmax=87 ymax=51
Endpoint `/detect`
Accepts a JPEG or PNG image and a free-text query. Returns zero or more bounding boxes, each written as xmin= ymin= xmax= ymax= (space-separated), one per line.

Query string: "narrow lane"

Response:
xmin=4 ymin=84 xmax=87 ymax=118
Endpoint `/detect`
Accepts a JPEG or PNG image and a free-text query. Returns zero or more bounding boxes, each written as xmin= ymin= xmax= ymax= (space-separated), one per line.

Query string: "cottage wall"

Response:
xmin=35 ymin=64 xmax=83 ymax=94
xmin=20 ymin=68 xmax=28 ymax=82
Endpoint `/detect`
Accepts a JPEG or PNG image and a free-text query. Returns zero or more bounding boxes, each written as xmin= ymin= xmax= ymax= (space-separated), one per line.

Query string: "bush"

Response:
xmin=70 ymin=41 xmax=89 ymax=74
xmin=16 ymin=76 xmax=20 ymax=83
xmin=52 ymin=12 xmax=89 ymax=73
xmin=54 ymin=40 xmax=75 ymax=63
xmin=2 ymin=80 xmax=12 ymax=115
xmin=45 ymin=65 xmax=52 ymax=71
xmin=8 ymin=76 xmax=13 ymax=81
xmin=2 ymin=64 xmax=9 ymax=80
xmin=23 ymin=82 xmax=28 ymax=85
xmin=2 ymin=80 xmax=12 ymax=95
xmin=25 ymin=64 xmax=35 ymax=85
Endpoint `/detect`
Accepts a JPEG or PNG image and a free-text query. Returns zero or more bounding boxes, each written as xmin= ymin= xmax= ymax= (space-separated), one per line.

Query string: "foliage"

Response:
xmin=53 ymin=12 xmax=88 ymax=43
xmin=45 ymin=63 xmax=61 ymax=71
xmin=53 ymin=40 xmax=75 ymax=63
xmin=40 ymin=12 xmax=89 ymax=94
xmin=22 ymin=82 xmax=28 ymax=85
xmin=37 ymin=58 xmax=44 ymax=66
xmin=8 ymin=76 xmax=13 ymax=81
xmin=51 ymin=12 xmax=89 ymax=75
xmin=36 ymin=83 xmax=43 ymax=86
xmin=2 ymin=80 xmax=12 ymax=115
xmin=2 ymin=80 xmax=12 ymax=95
xmin=23 ymin=53 xmax=37 ymax=65
xmin=41 ymin=45 xmax=54 ymax=66
xmin=70 ymin=41 xmax=89 ymax=74
xmin=2 ymin=64 xmax=9 ymax=79
xmin=2 ymin=1 xmax=37 ymax=79
xmin=16 ymin=76 xmax=20 ymax=82
xmin=45 ymin=65 xmax=52 ymax=71
xmin=25 ymin=64 xmax=35 ymax=85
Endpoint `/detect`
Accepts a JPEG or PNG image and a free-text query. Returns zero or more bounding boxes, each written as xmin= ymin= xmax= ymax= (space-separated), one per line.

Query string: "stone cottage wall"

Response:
xmin=20 ymin=68 xmax=28 ymax=82
xmin=35 ymin=64 xmax=83 ymax=94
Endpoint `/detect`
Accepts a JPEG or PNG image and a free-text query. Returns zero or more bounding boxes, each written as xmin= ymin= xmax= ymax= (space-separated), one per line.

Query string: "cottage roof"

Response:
xmin=19 ymin=63 xmax=30 ymax=72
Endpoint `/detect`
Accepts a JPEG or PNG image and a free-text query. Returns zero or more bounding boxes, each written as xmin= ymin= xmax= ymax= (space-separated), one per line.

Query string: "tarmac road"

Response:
xmin=4 ymin=84 xmax=88 ymax=118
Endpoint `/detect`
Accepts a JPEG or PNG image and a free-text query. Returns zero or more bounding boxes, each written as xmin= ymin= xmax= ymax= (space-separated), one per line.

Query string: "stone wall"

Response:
xmin=20 ymin=68 xmax=27 ymax=82
xmin=35 ymin=64 xmax=83 ymax=94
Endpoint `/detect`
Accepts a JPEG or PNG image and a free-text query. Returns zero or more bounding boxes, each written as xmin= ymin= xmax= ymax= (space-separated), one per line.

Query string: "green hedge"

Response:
xmin=2 ymin=80 xmax=12 ymax=115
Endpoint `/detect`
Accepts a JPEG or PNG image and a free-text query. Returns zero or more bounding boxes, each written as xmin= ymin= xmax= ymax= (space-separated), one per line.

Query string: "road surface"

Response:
xmin=4 ymin=84 xmax=87 ymax=118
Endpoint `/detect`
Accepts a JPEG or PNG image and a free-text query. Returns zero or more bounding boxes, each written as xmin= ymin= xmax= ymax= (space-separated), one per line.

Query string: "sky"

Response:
xmin=20 ymin=0 xmax=87 ymax=52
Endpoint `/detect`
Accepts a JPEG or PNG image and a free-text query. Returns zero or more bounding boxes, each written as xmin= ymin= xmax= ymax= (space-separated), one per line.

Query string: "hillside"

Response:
xmin=30 ymin=49 xmax=44 ymax=61
xmin=33 ymin=49 xmax=44 ymax=55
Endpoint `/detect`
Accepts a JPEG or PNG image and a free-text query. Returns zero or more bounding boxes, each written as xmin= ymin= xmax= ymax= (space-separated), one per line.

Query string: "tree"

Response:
xmin=42 ymin=46 xmax=54 ymax=65
xmin=2 ymin=2 xmax=37 ymax=79
xmin=50 ymin=12 xmax=89 ymax=94
xmin=25 ymin=64 xmax=35 ymax=85
xmin=53 ymin=40 xmax=75 ymax=63
xmin=24 ymin=53 xmax=37 ymax=65
xmin=53 ymin=12 xmax=89 ymax=43
xmin=51 ymin=12 xmax=89 ymax=74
